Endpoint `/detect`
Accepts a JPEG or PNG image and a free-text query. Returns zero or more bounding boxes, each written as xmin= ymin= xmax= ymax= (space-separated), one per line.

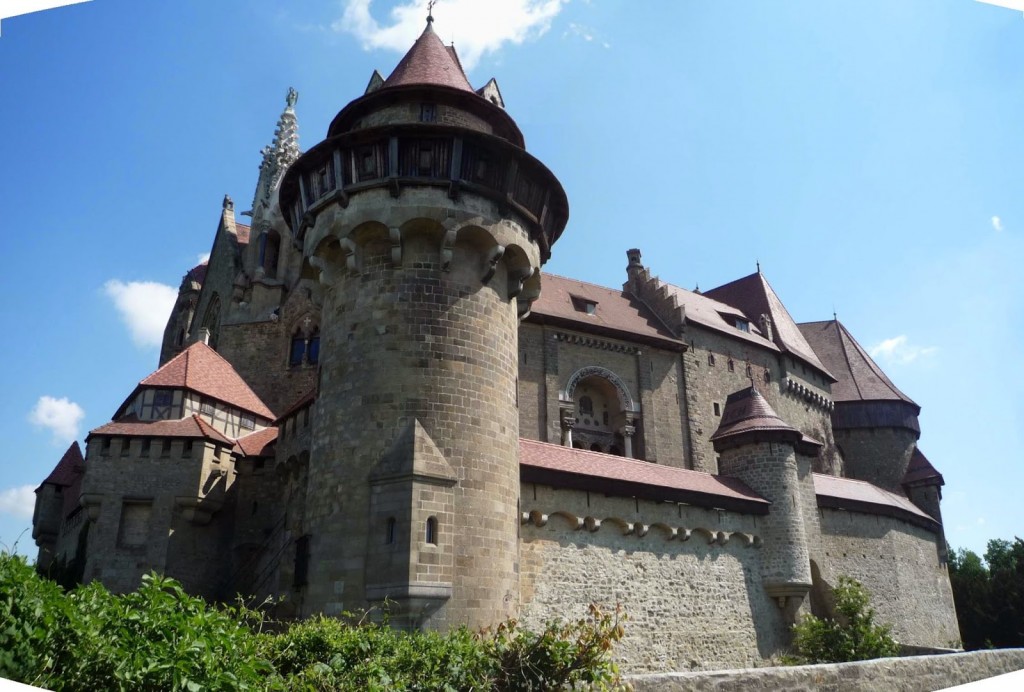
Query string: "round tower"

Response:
xmin=712 ymin=387 xmax=813 ymax=621
xmin=279 ymin=18 xmax=568 ymax=630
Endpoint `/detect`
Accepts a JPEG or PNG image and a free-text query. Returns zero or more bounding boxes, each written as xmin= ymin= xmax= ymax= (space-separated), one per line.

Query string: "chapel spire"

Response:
xmin=251 ymin=87 xmax=301 ymax=214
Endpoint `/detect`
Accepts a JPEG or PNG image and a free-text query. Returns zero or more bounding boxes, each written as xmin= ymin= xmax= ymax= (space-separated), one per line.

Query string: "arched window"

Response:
xmin=425 ymin=516 xmax=438 ymax=545
xmin=289 ymin=331 xmax=305 ymax=367
xmin=308 ymin=329 xmax=320 ymax=365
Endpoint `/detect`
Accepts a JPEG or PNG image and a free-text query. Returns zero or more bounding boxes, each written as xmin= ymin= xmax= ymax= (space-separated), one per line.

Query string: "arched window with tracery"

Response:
xmin=288 ymin=315 xmax=320 ymax=367
xmin=561 ymin=366 xmax=640 ymax=459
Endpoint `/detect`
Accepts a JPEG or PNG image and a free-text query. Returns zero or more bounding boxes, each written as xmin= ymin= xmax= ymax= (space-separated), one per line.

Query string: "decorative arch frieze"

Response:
xmin=519 ymin=509 xmax=759 ymax=549
xmin=561 ymin=366 xmax=638 ymax=413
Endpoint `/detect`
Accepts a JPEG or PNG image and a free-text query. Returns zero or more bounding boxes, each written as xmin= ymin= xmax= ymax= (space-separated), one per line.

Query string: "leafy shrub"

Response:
xmin=1 ymin=550 xmax=627 ymax=691
xmin=789 ymin=576 xmax=899 ymax=664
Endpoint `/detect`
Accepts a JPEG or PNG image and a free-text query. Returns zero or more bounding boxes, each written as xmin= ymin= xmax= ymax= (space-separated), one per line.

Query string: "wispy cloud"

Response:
xmin=104 ymin=279 xmax=177 ymax=348
xmin=0 ymin=485 xmax=36 ymax=521
xmin=991 ymin=215 xmax=1004 ymax=232
xmin=28 ymin=395 xmax=85 ymax=444
xmin=869 ymin=335 xmax=937 ymax=365
xmin=196 ymin=252 xmax=210 ymax=265
xmin=335 ymin=0 xmax=566 ymax=71
xmin=564 ymin=22 xmax=610 ymax=48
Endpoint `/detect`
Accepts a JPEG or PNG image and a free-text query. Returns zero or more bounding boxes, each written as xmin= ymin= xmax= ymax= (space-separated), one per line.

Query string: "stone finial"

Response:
xmin=222 ymin=194 xmax=233 ymax=211
xmin=627 ymin=248 xmax=642 ymax=268
xmin=286 ymin=86 xmax=298 ymax=109
xmin=252 ymin=88 xmax=302 ymax=213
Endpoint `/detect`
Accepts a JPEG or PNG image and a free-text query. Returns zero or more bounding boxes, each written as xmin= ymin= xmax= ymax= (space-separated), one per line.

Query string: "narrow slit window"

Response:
xmin=386 ymin=517 xmax=396 ymax=545
xmin=425 ymin=516 xmax=438 ymax=545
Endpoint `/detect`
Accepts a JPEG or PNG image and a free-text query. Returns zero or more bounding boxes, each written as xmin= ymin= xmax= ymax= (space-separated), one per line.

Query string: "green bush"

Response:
xmin=789 ymin=576 xmax=899 ymax=664
xmin=0 ymin=550 xmax=627 ymax=690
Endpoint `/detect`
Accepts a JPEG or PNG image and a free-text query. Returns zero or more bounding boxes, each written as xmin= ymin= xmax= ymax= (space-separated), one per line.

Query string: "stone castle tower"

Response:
xmin=32 ymin=18 xmax=960 ymax=671
xmin=277 ymin=16 xmax=568 ymax=627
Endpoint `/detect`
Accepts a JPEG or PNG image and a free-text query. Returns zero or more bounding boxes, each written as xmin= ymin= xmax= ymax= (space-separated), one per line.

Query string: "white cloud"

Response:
xmin=28 ymin=396 xmax=85 ymax=444
xmin=869 ymin=335 xmax=938 ymax=365
xmin=196 ymin=252 xmax=210 ymax=265
xmin=336 ymin=0 xmax=566 ymax=71
xmin=0 ymin=485 xmax=36 ymax=521
xmin=991 ymin=215 xmax=1004 ymax=232
xmin=104 ymin=279 xmax=177 ymax=348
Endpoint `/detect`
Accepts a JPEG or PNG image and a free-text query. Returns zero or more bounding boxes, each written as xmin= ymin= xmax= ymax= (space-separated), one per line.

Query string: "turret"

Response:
xmin=279 ymin=17 xmax=568 ymax=629
xmin=712 ymin=387 xmax=814 ymax=616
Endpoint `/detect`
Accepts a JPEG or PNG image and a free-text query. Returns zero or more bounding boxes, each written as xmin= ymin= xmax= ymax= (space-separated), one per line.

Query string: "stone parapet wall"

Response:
xmin=628 ymin=649 xmax=1024 ymax=691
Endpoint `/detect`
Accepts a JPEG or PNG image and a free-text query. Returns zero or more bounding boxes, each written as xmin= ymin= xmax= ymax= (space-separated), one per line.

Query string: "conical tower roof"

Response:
xmin=711 ymin=386 xmax=803 ymax=451
xmin=382 ymin=19 xmax=474 ymax=93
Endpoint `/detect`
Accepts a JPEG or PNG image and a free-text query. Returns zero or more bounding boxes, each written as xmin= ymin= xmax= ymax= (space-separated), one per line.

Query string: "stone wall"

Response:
xmin=628 ymin=649 xmax=1024 ymax=692
xmin=519 ymin=484 xmax=783 ymax=673
xmin=819 ymin=507 xmax=959 ymax=649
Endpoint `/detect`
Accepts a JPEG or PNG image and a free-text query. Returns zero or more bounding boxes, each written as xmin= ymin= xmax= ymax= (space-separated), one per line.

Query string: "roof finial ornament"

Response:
xmin=756 ymin=259 xmax=761 ymax=273
xmin=427 ymin=0 xmax=436 ymax=23
xmin=286 ymin=86 xmax=298 ymax=109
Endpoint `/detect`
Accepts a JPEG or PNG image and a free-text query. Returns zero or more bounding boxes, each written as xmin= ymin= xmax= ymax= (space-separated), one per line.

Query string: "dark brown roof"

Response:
xmin=903 ymin=447 xmax=944 ymax=487
xmin=519 ymin=438 xmax=770 ymax=514
xmin=38 ymin=441 xmax=85 ymax=489
xmin=814 ymin=473 xmax=939 ymax=530
xmin=186 ymin=262 xmax=207 ymax=286
xmin=127 ymin=342 xmax=274 ymax=420
xmin=275 ymin=387 xmax=317 ymax=424
xmin=382 ymin=21 xmax=474 ymax=93
xmin=705 ymin=273 xmax=834 ymax=380
xmin=659 ymin=281 xmax=779 ymax=351
xmin=529 ymin=273 xmax=682 ymax=346
xmin=798 ymin=320 xmax=916 ymax=406
xmin=90 ymin=414 xmax=233 ymax=445
xmin=235 ymin=427 xmax=278 ymax=457
xmin=711 ymin=387 xmax=802 ymax=449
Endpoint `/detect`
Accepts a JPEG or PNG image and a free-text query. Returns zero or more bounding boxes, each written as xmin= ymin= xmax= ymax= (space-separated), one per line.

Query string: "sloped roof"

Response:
xmin=38 ymin=441 xmax=84 ymax=490
xmin=275 ymin=387 xmax=317 ymax=424
xmin=186 ymin=261 xmax=208 ymax=286
xmin=705 ymin=272 xmax=834 ymax=380
xmin=129 ymin=342 xmax=274 ymax=419
xmin=903 ymin=447 xmax=944 ymax=487
xmin=235 ymin=427 xmax=278 ymax=457
xmin=90 ymin=414 xmax=233 ymax=445
xmin=382 ymin=21 xmax=474 ymax=93
xmin=235 ymin=222 xmax=251 ymax=245
xmin=519 ymin=438 xmax=770 ymax=514
xmin=798 ymin=319 xmax=916 ymax=406
xmin=813 ymin=473 xmax=938 ymax=530
xmin=658 ymin=282 xmax=780 ymax=351
xmin=530 ymin=274 xmax=681 ymax=346
xmin=711 ymin=387 xmax=801 ymax=446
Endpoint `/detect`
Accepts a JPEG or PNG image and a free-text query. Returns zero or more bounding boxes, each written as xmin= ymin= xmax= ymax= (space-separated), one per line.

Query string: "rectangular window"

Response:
xmin=293 ymin=535 xmax=310 ymax=587
xmin=182 ymin=440 xmax=193 ymax=458
xmin=153 ymin=390 xmax=173 ymax=407
xmin=714 ymin=402 xmax=721 ymax=416
xmin=140 ymin=439 xmax=151 ymax=456
xmin=120 ymin=438 xmax=131 ymax=456
xmin=735 ymin=319 xmax=750 ymax=332
xmin=240 ymin=413 xmax=256 ymax=430
xmin=200 ymin=400 xmax=215 ymax=416
xmin=101 ymin=437 xmax=111 ymax=455
xmin=419 ymin=103 xmax=436 ymax=123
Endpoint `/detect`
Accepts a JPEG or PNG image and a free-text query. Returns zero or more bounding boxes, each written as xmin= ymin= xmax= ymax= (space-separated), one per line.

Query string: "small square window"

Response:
xmin=736 ymin=319 xmax=750 ymax=333
xmin=154 ymin=390 xmax=172 ymax=407
xmin=240 ymin=413 xmax=255 ymax=430
xmin=420 ymin=103 xmax=436 ymax=123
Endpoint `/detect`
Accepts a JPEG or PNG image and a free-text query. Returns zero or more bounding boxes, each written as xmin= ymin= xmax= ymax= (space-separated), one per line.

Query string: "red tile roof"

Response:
xmin=129 ymin=342 xmax=275 ymax=419
xmin=798 ymin=320 xmax=916 ymax=406
xmin=903 ymin=447 xmax=944 ymax=487
xmin=186 ymin=261 xmax=208 ymax=286
xmin=235 ymin=427 xmax=278 ymax=457
xmin=711 ymin=387 xmax=801 ymax=447
xmin=90 ymin=414 xmax=233 ymax=445
xmin=519 ymin=438 xmax=770 ymax=513
xmin=236 ymin=222 xmax=251 ymax=246
xmin=382 ymin=21 xmax=475 ymax=93
xmin=530 ymin=274 xmax=681 ymax=346
xmin=813 ymin=473 xmax=938 ymax=529
xmin=38 ymin=441 xmax=85 ymax=489
xmin=705 ymin=273 xmax=834 ymax=380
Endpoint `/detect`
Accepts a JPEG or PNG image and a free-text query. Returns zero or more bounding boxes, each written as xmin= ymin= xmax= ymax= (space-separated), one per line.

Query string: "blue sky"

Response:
xmin=0 ymin=0 xmax=1020 ymax=560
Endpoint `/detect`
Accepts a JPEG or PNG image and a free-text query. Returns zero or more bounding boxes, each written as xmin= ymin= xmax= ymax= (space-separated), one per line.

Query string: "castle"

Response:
xmin=32 ymin=19 xmax=959 ymax=671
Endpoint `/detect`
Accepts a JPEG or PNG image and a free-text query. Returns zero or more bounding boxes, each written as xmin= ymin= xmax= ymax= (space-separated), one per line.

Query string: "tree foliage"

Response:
xmin=788 ymin=576 xmax=899 ymax=664
xmin=949 ymin=537 xmax=1024 ymax=650
xmin=0 ymin=550 xmax=628 ymax=691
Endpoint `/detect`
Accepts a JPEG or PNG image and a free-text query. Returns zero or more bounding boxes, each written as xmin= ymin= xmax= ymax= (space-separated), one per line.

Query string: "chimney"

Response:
xmin=198 ymin=327 xmax=211 ymax=345
xmin=626 ymin=248 xmax=644 ymax=289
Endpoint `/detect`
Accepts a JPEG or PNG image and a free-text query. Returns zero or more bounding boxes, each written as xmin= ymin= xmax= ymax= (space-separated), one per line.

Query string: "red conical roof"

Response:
xmin=711 ymin=386 xmax=803 ymax=450
xmin=382 ymin=20 xmax=474 ymax=93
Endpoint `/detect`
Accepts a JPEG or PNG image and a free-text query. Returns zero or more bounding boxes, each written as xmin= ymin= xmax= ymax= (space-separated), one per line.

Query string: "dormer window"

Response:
xmin=735 ymin=319 xmax=750 ymax=333
xmin=570 ymin=295 xmax=598 ymax=315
